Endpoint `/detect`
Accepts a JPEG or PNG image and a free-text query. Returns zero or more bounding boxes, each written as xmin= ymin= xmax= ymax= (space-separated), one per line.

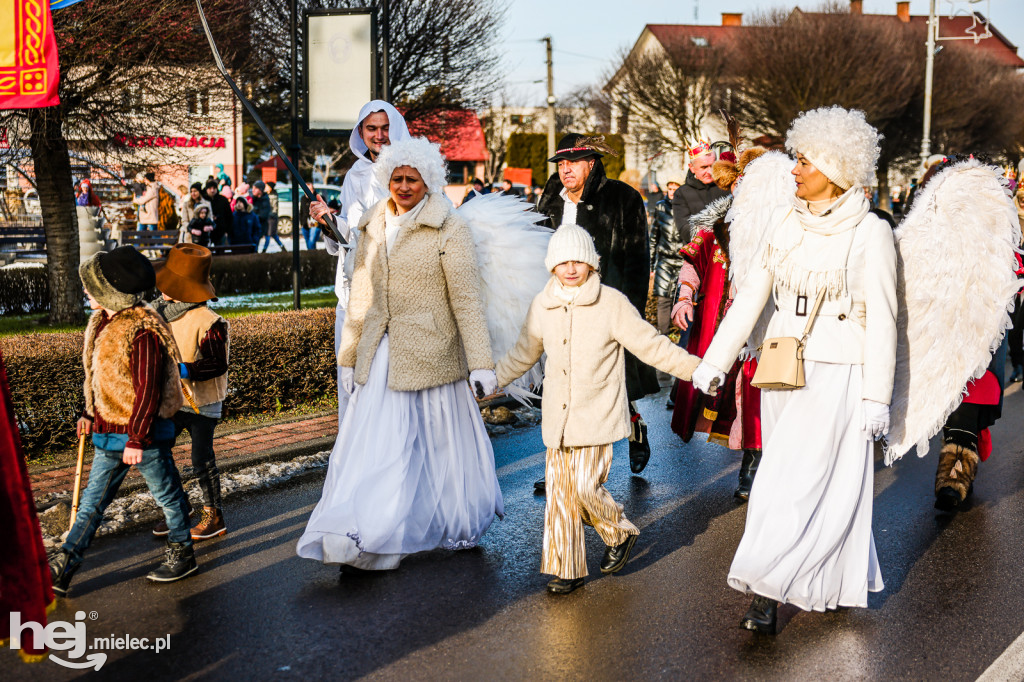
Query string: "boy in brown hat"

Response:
xmin=49 ymin=246 xmax=196 ymax=597
xmin=152 ymin=243 xmax=230 ymax=540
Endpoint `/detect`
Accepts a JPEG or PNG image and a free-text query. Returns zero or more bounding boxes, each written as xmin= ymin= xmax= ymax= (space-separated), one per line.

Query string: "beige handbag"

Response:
xmin=751 ymin=288 xmax=826 ymax=390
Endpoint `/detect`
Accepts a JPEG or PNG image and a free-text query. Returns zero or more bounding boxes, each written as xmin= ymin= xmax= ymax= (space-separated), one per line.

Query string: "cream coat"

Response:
xmin=338 ymin=192 xmax=494 ymax=391
xmin=703 ymin=194 xmax=898 ymax=404
xmin=496 ymin=275 xmax=700 ymax=449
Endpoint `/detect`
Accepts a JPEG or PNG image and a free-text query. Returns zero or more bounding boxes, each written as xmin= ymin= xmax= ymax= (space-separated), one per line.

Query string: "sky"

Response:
xmin=499 ymin=0 xmax=1024 ymax=105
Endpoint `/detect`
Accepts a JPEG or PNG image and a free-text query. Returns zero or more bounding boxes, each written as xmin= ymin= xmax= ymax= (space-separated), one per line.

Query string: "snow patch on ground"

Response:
xmin=40 ymin=450 xmax=330 ymax=550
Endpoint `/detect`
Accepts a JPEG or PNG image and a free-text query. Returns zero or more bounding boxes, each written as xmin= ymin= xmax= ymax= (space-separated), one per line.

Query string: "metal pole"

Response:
xmin=381 ymin=0 xmax=390 ymax=100
xmin=544 ymin=36 xmax=556 ymax=179
xmin=920 ymin=0 xmax=936 ymax=169
xmin=290 ymin=0 xmax=302 ymax=310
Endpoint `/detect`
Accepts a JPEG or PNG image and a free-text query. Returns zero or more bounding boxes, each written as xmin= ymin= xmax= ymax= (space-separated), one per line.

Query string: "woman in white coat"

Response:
xmin=297 ymin=137 xmax=503 ymax=572
xmin=691 ymin=107 xmax=897 ymax=633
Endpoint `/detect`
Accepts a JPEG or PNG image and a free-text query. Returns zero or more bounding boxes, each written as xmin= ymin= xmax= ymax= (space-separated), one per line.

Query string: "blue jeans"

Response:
xmin=63 ymin=441 xmax=192 ymax=562
xmin=301 ymin=226 xmax=320 ymax=250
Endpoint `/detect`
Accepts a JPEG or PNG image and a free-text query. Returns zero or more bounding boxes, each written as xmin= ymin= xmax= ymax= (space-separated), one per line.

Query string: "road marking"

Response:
xmin=977 ymin=630 xmax=1024 ymax=681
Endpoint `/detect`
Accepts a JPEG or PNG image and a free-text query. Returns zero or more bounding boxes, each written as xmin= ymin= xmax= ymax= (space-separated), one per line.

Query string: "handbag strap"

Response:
xmin=800 ymin=288 xmax=828 ymax=344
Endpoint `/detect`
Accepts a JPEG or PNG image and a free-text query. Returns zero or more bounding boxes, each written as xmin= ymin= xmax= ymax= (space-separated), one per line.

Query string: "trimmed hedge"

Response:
xmin=507 ymin=132 xmax=626 ymax=186
xmin=1 ymin=307 xmax=337 ymax=458
xmin=0 ymin=250 xmax=337 ymax=315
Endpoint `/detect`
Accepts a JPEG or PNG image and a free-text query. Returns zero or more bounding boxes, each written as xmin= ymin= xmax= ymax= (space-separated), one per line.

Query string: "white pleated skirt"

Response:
xmin=297 ymin=335 xmax=504 ymax=570
xmin=727 ymin=360 xmax=883 ymax=611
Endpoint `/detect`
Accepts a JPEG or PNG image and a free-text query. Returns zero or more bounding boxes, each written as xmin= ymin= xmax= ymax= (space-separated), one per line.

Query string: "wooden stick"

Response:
xmin=69 ymin=433 xmax=86 ymax=533
xmin=181 ymin=380 xmax=200 ymax=413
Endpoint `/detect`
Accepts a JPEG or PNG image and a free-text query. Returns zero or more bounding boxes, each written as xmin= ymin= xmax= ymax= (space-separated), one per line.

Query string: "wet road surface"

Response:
xmin=9 ymin=385 xmax=1024 ymax=680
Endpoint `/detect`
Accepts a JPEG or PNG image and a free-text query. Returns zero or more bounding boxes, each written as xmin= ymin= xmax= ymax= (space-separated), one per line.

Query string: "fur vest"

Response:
xmin=83 ymin=305 xmax=184 ymax=424
xmin=168 ymin=306 xmax=228 ymax=408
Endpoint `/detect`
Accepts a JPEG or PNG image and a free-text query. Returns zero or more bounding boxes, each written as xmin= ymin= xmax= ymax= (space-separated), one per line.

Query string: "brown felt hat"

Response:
xmin=155 ymin=243 xmax=217 ymax=303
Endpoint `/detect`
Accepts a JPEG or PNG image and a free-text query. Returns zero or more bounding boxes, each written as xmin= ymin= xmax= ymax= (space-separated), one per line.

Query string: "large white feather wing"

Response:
xmin=885 ymin=159 xmax=1021 ymax=464
xmin=726 ymin=151 xmax=796 ymax=349
xmin=458 ymin=192 xmax=553 ymax=402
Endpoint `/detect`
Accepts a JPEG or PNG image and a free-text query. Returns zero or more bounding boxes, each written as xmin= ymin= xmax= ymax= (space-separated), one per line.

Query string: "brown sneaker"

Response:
xmin=153 ymin=505 xmax=194 ymax=537
xmin=191 ymin=507 xmax=226 ymax=540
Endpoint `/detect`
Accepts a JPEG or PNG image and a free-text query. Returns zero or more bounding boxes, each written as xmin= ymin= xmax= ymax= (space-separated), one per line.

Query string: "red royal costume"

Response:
xmin=670 ymin=229 xmax=762 ymax=450
xmin=0 ymin=348 xmax=54 ymax=661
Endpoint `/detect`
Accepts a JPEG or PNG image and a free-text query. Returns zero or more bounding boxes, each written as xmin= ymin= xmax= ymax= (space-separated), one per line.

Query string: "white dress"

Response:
xmin=297 ymin=201 xmax=504 ymax=570
xmin=727 ymin=360 xmax=883 ymax=610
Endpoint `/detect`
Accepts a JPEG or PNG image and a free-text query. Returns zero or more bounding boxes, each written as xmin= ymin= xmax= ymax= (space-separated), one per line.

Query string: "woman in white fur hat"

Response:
xmin=691 ymin=106 xmax=898 ymax=632
xmin=297 ymin=137 xmax=503 ymax=572
xmin=496 ymin=223 xmax=700 ymax=594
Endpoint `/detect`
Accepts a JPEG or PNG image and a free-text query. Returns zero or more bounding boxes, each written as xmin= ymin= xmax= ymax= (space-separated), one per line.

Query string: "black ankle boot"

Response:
xmin=600 ymin=534 xmax=638 ymax=574
xmin=48 ymin=549 xmax=81 ymax=597
xmin=546 ymin=577 xmax=584 ymax=594
xmin=740 ymin=595 xmax=778 ymax=634
xmin=629 ymin=421 xmax=651 ymax=474
xmin=147 ymin=541 xmax=198 ymax=582
xmin=734 ymin=449 xmax=762 ymax=501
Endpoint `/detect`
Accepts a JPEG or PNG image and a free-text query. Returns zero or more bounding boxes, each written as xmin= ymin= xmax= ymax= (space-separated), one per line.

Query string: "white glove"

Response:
xmin=692 ymin=361 xmax=727 ymax=396
xmin=861 ymin=399 xmax=890 ymax=440
xmin=340 ymin=366 xmax=355 ymax=395
xmin=739 ymin=345 xmax=757 ymax=363
xmin=469 ymin=369 xmax=498 ymax=399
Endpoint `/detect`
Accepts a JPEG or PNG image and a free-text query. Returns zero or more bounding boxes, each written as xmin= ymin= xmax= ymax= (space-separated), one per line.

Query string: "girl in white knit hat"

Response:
xmin=496 ymin=223 xmax=700 ymax=594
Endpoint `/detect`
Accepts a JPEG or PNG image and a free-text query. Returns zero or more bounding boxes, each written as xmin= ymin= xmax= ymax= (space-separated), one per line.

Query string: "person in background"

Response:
xmin=252 ymin=181 xmax=282 ymax=252
xmin=303 ymin=199 xmax=330 ymax=250
xmin=186 ymin=205 xmax=215 ymax=247
xmin=230 ymin=196 xmax=261 ymax=246
xmin=77 ymin=179 xmax=102 ymax=209
xmin=152 ymin=244 xmax=230 ymax=541
xmin=205 ymin=180 xmax=233 ymax=246
xmin=215 ymin=163 xmax=232 ymax=189
xmin=463 ymin=177 xmax=485 ymax=204
xmin=267 ymin=181 xmax=280 ymax=248
xmin=133 ymin=172 xmax=159 ymax=231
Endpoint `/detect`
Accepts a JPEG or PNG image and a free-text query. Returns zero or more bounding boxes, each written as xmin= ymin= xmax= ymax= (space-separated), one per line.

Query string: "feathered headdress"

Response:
xmin=570 ymin=135 xmax=620 ymax=157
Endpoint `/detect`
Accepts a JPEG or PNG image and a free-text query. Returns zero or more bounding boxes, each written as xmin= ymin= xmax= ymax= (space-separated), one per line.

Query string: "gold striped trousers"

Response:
xmin=542 ymin=444 xmax=639 ymax=580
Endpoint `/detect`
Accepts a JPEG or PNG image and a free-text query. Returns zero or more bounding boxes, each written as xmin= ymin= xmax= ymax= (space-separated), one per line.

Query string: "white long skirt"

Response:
xmin=334 ymin=303 xmax=350 ymax=429
xmin=727 ymin=360 xmax=883 ymax=611
xmin=297 ymin=335 xmax=504 ymax=570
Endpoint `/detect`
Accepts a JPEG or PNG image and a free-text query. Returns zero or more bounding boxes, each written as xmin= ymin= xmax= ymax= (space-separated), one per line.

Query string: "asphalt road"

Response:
xmin=9 ymin=383 xmax=1024 ymax=681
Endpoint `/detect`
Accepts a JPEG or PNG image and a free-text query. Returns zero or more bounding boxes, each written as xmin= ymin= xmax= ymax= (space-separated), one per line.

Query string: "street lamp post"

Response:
xmin=543 ymin=36 xmax=555 ymax=179
xmin=920 ymin=0 xmax=937 ymax=169
xmin=290 ymin=0 xmax=301 ymax=310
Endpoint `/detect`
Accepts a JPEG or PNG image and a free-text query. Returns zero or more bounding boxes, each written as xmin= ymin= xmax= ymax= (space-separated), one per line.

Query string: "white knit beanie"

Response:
xmin=544 ymin=223 xmax=600 ymax=272
xmin=785 ymin=106 xmax=880 ymax=190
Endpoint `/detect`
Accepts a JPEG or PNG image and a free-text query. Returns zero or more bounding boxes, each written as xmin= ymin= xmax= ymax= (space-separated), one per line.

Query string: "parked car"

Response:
xmin=274 ymin=184 xmax=342 ymax=236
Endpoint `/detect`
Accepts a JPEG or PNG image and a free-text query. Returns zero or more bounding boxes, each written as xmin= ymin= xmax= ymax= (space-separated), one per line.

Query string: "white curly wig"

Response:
xmin=785 ymin=106 xmax=881 ymax=190
xmin=373 ymin=136 xmax=448 ymax=194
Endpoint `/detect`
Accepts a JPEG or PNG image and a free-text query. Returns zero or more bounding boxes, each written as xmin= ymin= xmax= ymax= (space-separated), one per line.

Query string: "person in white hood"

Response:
xmin=310 ymin=100 xmax=410 ymax=424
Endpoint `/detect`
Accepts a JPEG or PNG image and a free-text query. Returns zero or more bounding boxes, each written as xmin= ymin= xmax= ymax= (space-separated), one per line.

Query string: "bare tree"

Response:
xmin=480 ymin=92 xmax=532 ymax=184
xmin=727 ymin=1 xmax=1024 ymax=205
xmin=1 ymin=0 xmax=262 ymax=324
xmin=608 ymin=31 xmax=728 ymax=159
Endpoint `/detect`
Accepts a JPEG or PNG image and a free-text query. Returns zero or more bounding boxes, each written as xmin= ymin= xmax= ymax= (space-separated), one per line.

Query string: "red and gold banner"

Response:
xmin=0 ymin=0 xmax=60 ymax=109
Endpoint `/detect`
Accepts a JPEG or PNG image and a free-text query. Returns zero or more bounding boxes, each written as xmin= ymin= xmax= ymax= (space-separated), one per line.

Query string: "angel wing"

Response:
xmin=724 ymin=150 xmax=796 ymax=350
xmin=458 ymin=192 xmax=553 ymax=403
xmin=884 ymin=159 xmax=1021 ymax=464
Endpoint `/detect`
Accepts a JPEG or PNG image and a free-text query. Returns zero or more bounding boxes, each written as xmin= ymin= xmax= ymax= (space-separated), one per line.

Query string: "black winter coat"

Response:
xmin=537 ymin=160 xmax=660 ymax=400
xmin=671 ymin=171 xmax=729 ymax=248
xmin=649 ymin=197 xmax=688 ymax=298
xmin=206 ymin=193 xmax=233 ymax=245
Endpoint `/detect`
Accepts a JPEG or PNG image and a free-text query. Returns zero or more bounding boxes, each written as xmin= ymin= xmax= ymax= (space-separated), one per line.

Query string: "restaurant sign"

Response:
xmin=114 ymin=135 xmax=226 ymax=149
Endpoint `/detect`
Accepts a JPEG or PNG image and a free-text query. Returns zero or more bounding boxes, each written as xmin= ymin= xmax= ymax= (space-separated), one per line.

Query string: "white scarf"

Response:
xmin=761 ymin=188 xmax=870 ymax=298
xmin=384 ymin=195 xmax=427 ymax=255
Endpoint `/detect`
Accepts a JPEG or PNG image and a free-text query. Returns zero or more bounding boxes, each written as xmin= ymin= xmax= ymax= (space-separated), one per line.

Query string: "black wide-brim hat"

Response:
xmin=548 ymin=133 xmax=604 ymax=163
